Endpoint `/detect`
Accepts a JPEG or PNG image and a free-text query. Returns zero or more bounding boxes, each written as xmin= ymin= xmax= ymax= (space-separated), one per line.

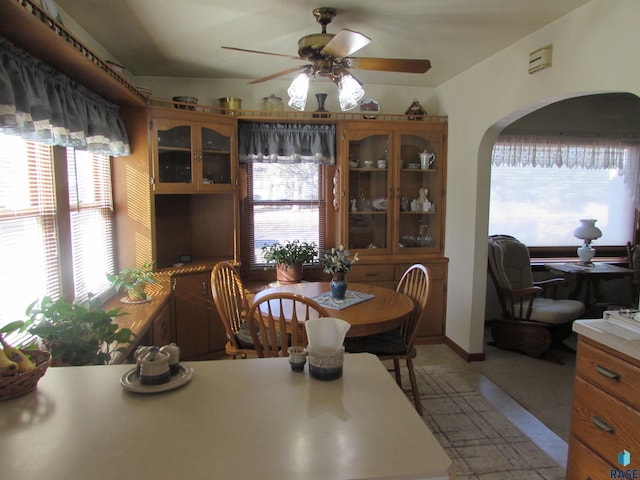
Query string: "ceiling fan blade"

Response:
xmin=322 ymin=29 xmax=371 ymax=58
xmin=222 ymin=46 xmax=301 ymax=60
xmin=342 ymin=57 xmax=431 ymax=74
xmin=248 ymin=65 xmax=310 ymax=85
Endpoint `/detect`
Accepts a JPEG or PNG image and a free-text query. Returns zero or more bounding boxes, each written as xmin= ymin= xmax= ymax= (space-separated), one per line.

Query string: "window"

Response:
xmin=0 ymin=136 xmax=59 ymax=326
xmin=489 ymin=137 xmax=636 ymax=251
xmin=67 ymin=149 xmax=115 ymax=299
xmin=248 ymin=162 xmax=326 ymax=267
xmin=0 ymin=134 xmax=115 ymax=329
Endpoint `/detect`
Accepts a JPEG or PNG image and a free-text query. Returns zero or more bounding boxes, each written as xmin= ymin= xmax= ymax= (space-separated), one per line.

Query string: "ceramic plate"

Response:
xmin=407 ymin=163 xmax=420 ymax=169
xmin=120 ymin=365 xmax=194 ymax=394
xmin=360 ymin=98 xmax=380 ymax=119
xmin=121 ymin=295 xmax=152 ymax=304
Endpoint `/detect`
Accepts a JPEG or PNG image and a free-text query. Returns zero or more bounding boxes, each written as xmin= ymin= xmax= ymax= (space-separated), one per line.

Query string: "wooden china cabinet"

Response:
xmin=336 ymin=120 xmax=448 ymax=342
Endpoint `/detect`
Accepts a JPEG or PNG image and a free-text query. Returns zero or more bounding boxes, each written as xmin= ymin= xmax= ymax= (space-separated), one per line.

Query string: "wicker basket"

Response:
xmin=0 ymin=350 xmax=51 ymax=401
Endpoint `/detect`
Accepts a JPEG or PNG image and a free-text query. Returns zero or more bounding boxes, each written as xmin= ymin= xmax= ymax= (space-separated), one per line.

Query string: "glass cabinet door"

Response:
xmin=397 ymin=132 xmax=442 ymax=252
xmin=200 ymin=126 xmax=231 ymax=186
xmin=346 ymin=132 xmax=392 ymax=252
xmin=157 ymin=123 xmax=193 ymax=185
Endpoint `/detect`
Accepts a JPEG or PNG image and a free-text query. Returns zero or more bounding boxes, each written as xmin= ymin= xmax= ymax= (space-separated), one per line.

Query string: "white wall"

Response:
xmin=436 ymin=0 xmax=640 ymax=354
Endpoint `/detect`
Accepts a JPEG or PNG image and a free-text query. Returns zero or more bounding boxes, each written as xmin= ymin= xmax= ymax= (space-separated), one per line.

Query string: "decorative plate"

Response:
xmin=120 ymin=365 xmax=194 ymax=394
xmin=360 ymin=98 xmax=380 ymax=119
xmin=372 ymin=198 xmax=388 ymax=211
xmin=121 ymin=295 xmax=152 ymax=304
xmin=407 ymin=163 xmax=420 ymax=169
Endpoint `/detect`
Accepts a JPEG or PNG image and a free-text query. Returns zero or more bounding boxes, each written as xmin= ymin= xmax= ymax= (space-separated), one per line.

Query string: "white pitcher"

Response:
xmin=419 ymin=151 xmax=435 ymax=169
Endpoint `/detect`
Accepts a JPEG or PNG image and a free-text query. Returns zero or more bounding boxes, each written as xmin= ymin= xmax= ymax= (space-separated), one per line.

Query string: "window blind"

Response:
xmin=67 ymin=149 xmax=115 ymax=300
xmin=248 ymin=162 xmax=326 ymax=267
xmin=0 ymin=136 xmax=60 ymax=327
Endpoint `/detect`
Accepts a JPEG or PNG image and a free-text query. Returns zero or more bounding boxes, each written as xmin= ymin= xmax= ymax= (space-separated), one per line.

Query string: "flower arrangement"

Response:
xmin=320 ymin=245 xmax=359 ymax=275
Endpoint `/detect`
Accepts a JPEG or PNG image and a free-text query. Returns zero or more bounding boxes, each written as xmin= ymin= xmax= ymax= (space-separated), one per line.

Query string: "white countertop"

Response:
xmin=0 ymin=353 xmax=454 ymax=480
xmin=573 ymin=319 xmax=640 ymax=361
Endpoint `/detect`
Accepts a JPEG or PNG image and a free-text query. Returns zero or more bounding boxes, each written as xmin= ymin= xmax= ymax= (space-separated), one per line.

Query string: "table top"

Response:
xmin=1 ymin=354 xmax=454 ymax=480
xmin=545 ymin=262 xmax=634 ymax=275
xmin=253 ymin=282 xmax=414 ymax=337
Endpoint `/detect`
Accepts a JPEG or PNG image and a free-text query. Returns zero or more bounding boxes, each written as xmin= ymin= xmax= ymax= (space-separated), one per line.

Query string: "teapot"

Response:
xmin=419 ymin=151 xmax=435 ymax=169
xmin=138 ymin=346 xmax=170 ymax=386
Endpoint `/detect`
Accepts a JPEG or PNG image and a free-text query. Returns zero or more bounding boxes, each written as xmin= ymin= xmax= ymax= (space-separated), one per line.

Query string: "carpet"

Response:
xmin=478 ymin=333 xmax=577 ymax=442
xmin=409 ymin=364 xmax=566 ymax=480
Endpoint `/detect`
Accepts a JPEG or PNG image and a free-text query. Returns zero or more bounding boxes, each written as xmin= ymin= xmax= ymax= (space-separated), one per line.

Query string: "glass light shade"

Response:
xmin=338 ymin=74 xmax=364 ymax=111
xmin=573 ymin=219 xmax=602 ymax=241
xmin=287 ymin=72 xmax=311 ymax=111
xmin=573 ymin=219 xmax=603 ymax=265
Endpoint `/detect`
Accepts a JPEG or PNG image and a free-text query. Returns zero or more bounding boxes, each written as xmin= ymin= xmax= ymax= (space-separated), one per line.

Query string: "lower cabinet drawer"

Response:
xmin=566 ymin=436 xmax=615 ymax=480
xmin=348 ymin=264 xmax=394 ymax=282
xmin=576 ymin=338 xmax=640 ymax=411
xmin=571 ymin=377 xmax=640 ymax=464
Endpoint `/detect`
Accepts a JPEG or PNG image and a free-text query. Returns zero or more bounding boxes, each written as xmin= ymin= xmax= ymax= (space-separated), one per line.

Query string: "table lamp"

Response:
xmin=573 ymin=219 xmax=602 ymax=265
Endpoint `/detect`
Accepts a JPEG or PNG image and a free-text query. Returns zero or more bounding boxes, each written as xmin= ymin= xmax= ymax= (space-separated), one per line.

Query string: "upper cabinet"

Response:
xmin=338 ymin=120 xmax=447 ymax=258
xmin=151 ymin=110 xmax=236 ymax=194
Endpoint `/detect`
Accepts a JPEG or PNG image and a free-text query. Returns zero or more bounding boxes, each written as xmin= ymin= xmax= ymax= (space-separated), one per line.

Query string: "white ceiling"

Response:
xmin=56 ymin=0 xmax=591 ymax=88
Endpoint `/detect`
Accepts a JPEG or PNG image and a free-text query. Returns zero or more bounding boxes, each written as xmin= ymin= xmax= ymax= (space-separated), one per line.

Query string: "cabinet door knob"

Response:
xmin=595 ymin=364 xmax=621 ymax=381
xmin=591 ymin=415 xmax=615 ymax=434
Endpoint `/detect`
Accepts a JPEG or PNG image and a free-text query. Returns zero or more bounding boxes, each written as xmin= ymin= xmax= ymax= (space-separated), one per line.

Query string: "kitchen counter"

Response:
xmin=0 ymin=353 xmax=454 ymax=480
xmin=572 ymin=318 xmax=640 ymax=361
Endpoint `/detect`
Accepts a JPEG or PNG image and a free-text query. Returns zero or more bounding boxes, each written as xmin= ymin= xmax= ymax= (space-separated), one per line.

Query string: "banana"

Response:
xmin=0 ymin=348 xmax=18 ymax=376
xmin=0 ymin=335 xmax=36 ymax=373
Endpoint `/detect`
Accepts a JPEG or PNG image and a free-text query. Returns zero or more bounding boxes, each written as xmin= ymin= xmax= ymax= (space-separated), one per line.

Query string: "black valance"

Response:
xmin=238 ymin=122 xmax=335 ymax=164
xmin=0 ymin=37 xmax=130 ymax=156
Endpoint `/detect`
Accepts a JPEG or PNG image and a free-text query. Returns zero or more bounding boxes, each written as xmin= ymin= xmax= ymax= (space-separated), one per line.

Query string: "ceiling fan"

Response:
xmin=222 ymin=7 xmax=431 ymax=111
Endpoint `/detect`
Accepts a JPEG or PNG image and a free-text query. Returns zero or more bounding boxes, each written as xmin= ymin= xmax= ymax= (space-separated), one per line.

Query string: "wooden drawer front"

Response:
xmin=576 ymin=339 xmax=640 ymax=411
xmin=571 ymin=377 xmax=640 ymax=463
xmin=395 ymin=263 xmax=445 ymax=281
xmin=349 ymin=265 xmax=394 ymax=282
xmin=566 ymin=436 xmax=614 ymax=480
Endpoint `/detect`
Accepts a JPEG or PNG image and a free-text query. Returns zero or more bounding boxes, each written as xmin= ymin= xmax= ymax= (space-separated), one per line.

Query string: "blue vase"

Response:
xmin=330 ymin=273 xmax=347 ymax=300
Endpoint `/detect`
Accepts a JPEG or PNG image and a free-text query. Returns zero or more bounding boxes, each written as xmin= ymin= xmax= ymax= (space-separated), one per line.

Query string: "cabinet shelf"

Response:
xmin=350 ymin=211 xmax=388 ymax=215
xmin=400 ymin=210 xmax=436 ymax=214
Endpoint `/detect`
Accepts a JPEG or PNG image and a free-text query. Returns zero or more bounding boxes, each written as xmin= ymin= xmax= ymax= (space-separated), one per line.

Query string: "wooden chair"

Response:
xmin=344 ymin=264 xmax=431 ymax=415
xmin=487 ymin=235 xmax=585 ymax=362
xmin=210 ymin=262 xmax=257 ymax=359
xmin=246 ymin=293 xmax=329 ymax=358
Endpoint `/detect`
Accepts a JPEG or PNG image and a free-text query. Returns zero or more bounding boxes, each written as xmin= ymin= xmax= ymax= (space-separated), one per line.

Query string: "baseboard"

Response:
xmin=444 ymin=336 xmax=486 ymax=362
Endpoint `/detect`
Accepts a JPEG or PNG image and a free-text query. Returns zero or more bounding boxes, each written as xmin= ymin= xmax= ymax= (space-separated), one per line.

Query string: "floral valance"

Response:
xmin=0 ymin=37 xmax=130 ymax=157
xmin=238 ymin=122 xmax=335 ymax=164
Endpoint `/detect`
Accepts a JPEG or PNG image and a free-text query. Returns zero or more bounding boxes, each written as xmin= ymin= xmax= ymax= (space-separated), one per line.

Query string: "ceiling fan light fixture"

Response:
xmin=287 ymin=69 xmax=313 ymax=111
xmin=337 ymin=72 xmax=364 ymax=111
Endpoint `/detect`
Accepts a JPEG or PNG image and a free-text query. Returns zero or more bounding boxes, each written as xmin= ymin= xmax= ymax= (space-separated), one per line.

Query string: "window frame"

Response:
xmin=0 ymin=135 xmax=116 ymax=332
xmin=239 ymin=162 xmax=336 ymax=280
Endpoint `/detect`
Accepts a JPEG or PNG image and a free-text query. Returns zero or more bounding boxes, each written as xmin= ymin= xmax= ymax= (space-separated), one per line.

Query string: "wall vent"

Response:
xmin=529 ymin=45 xmax=553 ymax=74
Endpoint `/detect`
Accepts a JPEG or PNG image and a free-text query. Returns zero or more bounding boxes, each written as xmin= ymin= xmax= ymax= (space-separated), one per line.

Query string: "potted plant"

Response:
xmin=107 ymin=261 xmax=155 ymax=302
xmin=320 ymin=245 xmax=359 ymax=300
xmin=261 ymin=240 xmax=318 ymax=283
xmin=10 ymin=294 xmax=136 ymax=366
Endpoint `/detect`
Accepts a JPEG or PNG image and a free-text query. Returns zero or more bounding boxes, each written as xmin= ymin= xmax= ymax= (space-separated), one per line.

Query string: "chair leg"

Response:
xmin=392 ymin=358 xmax=402 ymax=387
xmin=406 ymin=358 xmax=422 ymax=416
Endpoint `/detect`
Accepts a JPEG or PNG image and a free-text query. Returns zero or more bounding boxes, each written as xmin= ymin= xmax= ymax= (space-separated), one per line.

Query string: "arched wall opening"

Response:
xmin=479 ymin=91 xmax=640 ymax=351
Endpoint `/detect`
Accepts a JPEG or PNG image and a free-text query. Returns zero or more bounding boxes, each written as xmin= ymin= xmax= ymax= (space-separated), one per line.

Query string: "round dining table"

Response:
xmin=252 ymin=282 xmax=414 ymax=337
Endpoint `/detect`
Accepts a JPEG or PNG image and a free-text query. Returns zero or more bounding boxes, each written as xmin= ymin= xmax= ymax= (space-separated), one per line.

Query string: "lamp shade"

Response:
xmin=573 ymin=219 xmax=602 ymax=241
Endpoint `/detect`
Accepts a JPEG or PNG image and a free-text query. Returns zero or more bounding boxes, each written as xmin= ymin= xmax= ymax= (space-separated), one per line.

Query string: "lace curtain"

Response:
xmin=492 ymin=134 xmax=640 ymax=209
xmin=0 ymin=37 xmax=130 ymax=157
xmin=238 ymin=122 xmax=335 ymax=164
